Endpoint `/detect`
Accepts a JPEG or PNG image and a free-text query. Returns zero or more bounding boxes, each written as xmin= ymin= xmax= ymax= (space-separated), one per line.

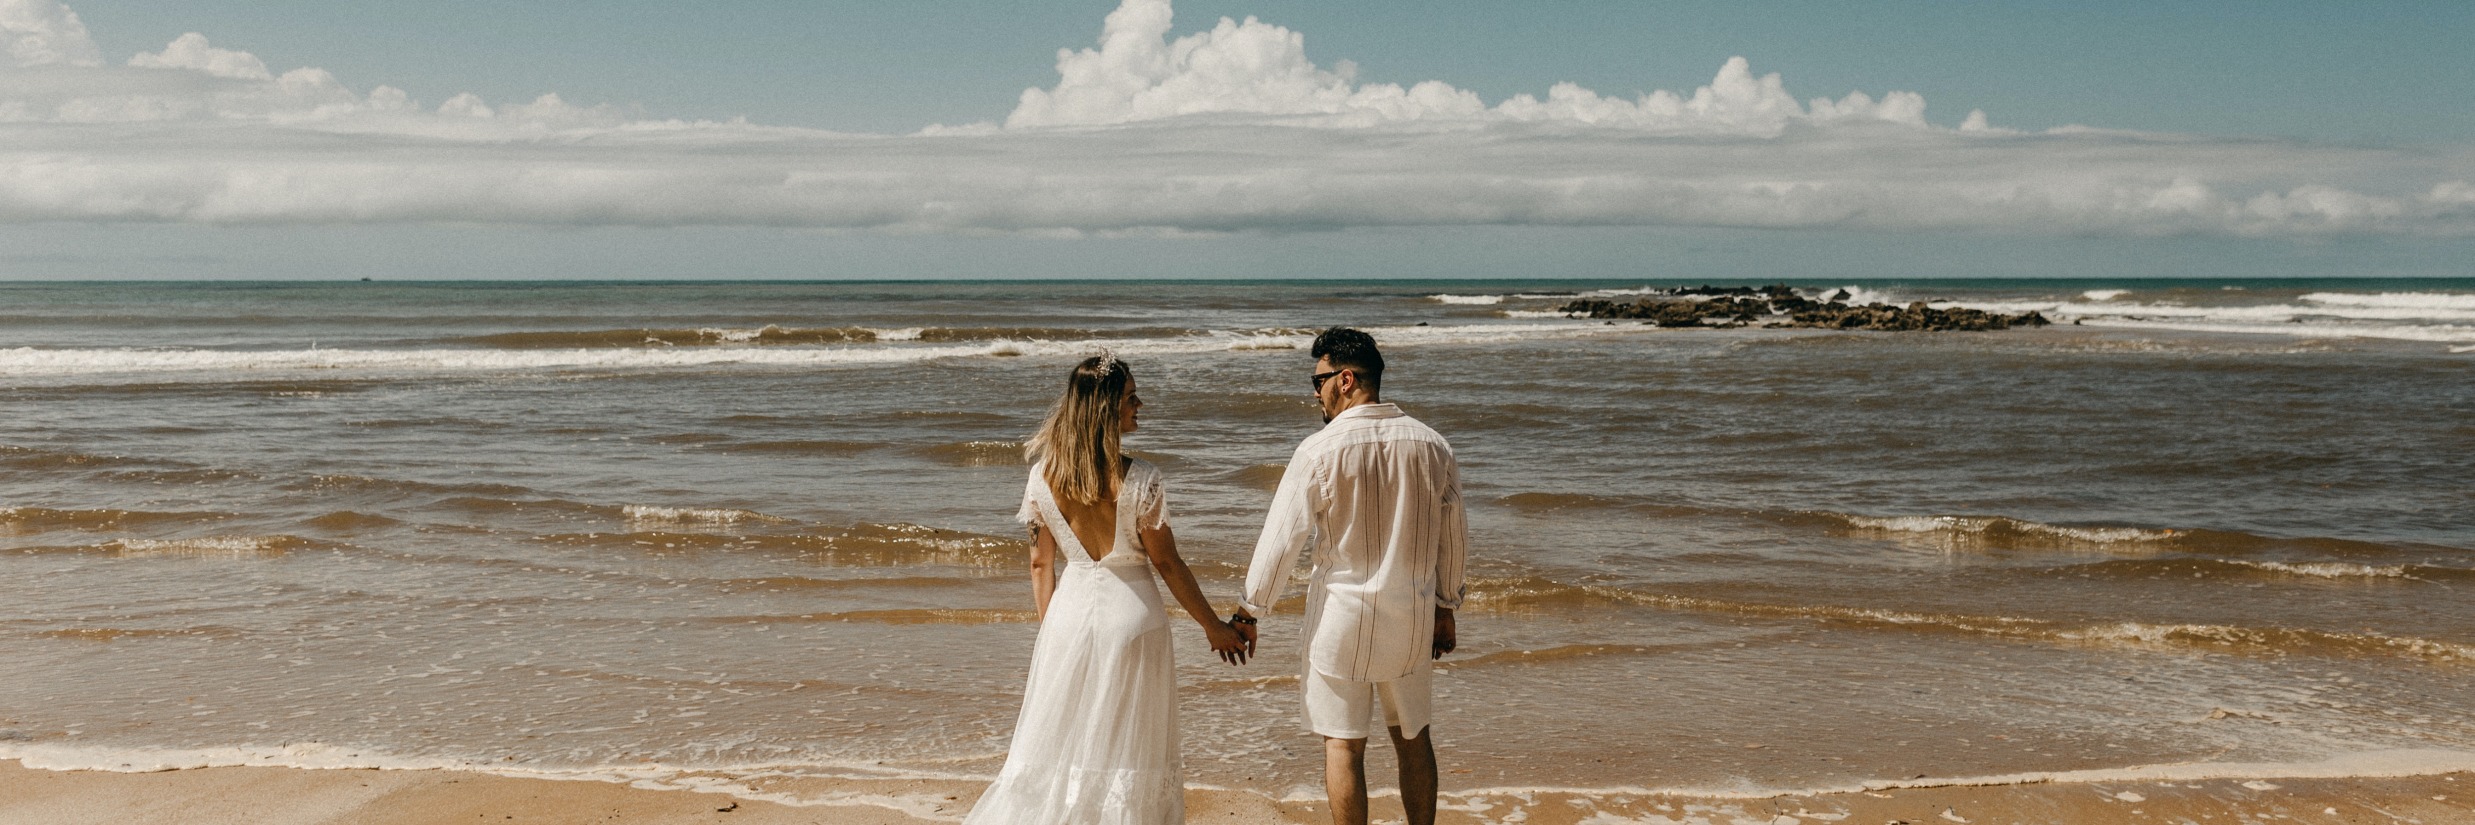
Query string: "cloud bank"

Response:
xmin=0 ymin=0 xmax=2468 ymax=237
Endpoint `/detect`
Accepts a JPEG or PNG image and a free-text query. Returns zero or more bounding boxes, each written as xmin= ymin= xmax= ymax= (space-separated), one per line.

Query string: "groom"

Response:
xmin=1233 ymin=327 xmax=1469 ymax=825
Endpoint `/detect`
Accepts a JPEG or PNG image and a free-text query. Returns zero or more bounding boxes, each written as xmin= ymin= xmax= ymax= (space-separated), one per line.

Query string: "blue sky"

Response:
xmin=63 ymin=0 xmax=2475 ymax=140
xmin=3 ymin=0 xmax=2471 ymax=279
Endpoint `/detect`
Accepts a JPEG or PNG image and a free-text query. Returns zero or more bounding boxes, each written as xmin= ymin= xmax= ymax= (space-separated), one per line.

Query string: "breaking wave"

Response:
xmin=450 ymin=326 xmax=875 ymax=348
xmin=2301 ymin=292 xmax=2475 ymax=311
xmin=34 ymin=535 xmax=332 ymax=559
xmin=1833 ymin=513 xmax=2181 ymax=547
xmin=534 ymin=522 xmax=1019 ymax=568
xmin=1813 ymin=511 xmax=2446 ymax=559
xmin=1489 ymin=492 xmax=2454 ymax=560
xmin=920 ymin=440 xmax=1028 ymax=467
xmin=1924 ymin=288 xmax=2475 ymax=344
xmin=0 ymin=506 xmax=230 ymax=534
xmin=1460 ymin=576 xmax=2475 ymax=664
xmin=620 ymin=505 xmax=795 ymax=527
xmin=2059 ymin=557 xmax=2473 ymax=584
xmin=0 ymin=322 xmax=1647 ymax=380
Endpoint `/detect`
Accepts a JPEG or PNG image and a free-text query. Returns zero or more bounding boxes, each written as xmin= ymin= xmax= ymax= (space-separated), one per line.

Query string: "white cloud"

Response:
xmin=1003 ymin=0 xmax=1924 ymax=135
xmin=0 ymin=0 xmax=2467 ymax=239
xmin=128 ymin=32 xmax=269 ymax=80
xmin=2 ymin=0 xmax=100 ymax=68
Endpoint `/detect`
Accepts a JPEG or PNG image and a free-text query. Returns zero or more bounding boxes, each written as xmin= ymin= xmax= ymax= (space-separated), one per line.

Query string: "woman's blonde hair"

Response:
xmin=1025 ymin=355 xmax=1133 ymax=505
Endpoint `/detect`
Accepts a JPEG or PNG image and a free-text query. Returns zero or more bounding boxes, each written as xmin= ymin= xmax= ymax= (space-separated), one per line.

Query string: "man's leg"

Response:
xmin=1389 ymin=725 xmax=1438 ymax=825
xmin=1323 ymin=735 xmax=1369 ymax=825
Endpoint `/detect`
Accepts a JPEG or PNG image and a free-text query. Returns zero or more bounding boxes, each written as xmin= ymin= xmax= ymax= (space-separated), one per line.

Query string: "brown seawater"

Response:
xmin=2 ymin=279 xmax=2470 ymax=806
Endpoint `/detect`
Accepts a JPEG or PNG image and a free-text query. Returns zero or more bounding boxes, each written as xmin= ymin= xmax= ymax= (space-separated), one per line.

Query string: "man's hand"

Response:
xmin=1431 ymin=607 xmax=1456 ymax=660
xmin=1204 ymin=619 xmax=1250 ymax=666
xmin=1232 ymin=610 xmax=1259 ymax=658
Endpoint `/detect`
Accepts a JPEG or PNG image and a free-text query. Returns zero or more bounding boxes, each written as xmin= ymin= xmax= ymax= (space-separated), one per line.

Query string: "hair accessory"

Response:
xmin=1091 ymin=348 xmax=1120 ymax=376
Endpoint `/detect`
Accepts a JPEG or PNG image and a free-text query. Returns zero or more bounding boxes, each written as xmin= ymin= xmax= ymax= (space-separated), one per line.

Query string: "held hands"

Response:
xmin=1203 ymin=618 xmax=1250 ymax=666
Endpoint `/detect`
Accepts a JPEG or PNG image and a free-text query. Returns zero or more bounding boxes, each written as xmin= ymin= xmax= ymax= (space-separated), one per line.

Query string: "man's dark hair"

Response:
xmin=1311 ymin=327 xmax=1384 ymax=392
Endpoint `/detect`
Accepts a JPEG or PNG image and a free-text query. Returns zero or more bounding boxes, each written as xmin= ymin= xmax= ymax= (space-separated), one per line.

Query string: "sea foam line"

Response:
xmin=1570 ymin=587 xmax=2475 ymax=664
xmin=2301 ymin=291 xmax=2475 ymax=311
xmin=0 ymin=742 xmax=973 ymax=818
xmin=1835 ymin=514 xmax=2176 ymax=545
xmin=0 ymin=322 xmax=1644 ymax=378
xmin=2229 ymin=560 xmax=2416 ymax=580
xmin=2069 ymin=318 xmax=2475 ymax=344
xmin=11 ymin=741 xmax=2471 ymax=813
xmin=620 ymin=505 xmax=792 ymax=526
xmin=1431 ymin=748 xmax=2475 ymax=802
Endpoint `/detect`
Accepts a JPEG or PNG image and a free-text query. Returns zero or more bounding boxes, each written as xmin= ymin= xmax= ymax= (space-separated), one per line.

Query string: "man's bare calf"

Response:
xmin=1321 ymin=726 xmax=1439 ymax=825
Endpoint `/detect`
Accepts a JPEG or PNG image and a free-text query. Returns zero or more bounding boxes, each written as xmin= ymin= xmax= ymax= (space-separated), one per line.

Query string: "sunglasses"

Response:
xmin=1310 ymin=369 xmax=1348 ymax=392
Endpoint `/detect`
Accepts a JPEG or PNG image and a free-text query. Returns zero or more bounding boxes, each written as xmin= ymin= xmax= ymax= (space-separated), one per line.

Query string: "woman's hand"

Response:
xmin=1203 ymin=619 xmax=1250 ymax=666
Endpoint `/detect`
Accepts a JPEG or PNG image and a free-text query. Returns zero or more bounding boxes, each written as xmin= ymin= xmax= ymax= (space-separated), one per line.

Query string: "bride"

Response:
xmin=964 ymin=354 xmax=1252 ymax=825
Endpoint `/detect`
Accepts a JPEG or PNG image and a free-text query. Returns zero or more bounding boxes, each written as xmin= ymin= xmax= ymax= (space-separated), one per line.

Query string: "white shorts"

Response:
xmin=1301 ymin=665 xmax=1432 ymax=741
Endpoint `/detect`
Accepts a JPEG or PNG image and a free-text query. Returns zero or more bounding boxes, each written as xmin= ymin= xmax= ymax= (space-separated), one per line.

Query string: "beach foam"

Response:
xmin=11 ymin=740 xmax=2471 ymax=812
xmin=0 ymin=322 xmax=1649 ymax=380
xmin=1703 ymin=284 xmax=2475 ymax=345
xmin=621 ymin=505 xmax=793 ymax=526
xmin=0 ymin=742 xmax=974 ymax=816
xmin=1520 ymin=585 xmax=2475 ymax=663
xmin=1833 ymin=514 xmax=2179 ymax=547
xmin=100 ymin=535 xmax=314 ymax=558
xmin=2228 ymin=560 xmax=2417 ymax=580
xmin=1437 ymin=749 xmax=2475 ymax=802
xmin=2301 ymin=292 xmax=2475 ymax=311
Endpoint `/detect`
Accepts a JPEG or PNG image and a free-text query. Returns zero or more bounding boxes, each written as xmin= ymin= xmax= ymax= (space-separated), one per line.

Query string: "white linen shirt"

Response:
xmin=1242 ymin=402 xmax=1468 ymax=682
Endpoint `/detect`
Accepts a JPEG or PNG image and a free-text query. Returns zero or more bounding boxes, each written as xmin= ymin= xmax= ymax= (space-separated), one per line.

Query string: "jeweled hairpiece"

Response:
xmin=1091 ymin=349 xmax=1120 ymax=376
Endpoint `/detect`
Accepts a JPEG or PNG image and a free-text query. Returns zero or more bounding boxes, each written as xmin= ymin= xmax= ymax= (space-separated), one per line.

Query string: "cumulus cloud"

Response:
xmin=2 ymin=0 xmax=99 ymax=67
xmin=0 ymin=0 xmax=2468 ymax=238
xmin=1006 ymin=0 xmax=1923 ymax=134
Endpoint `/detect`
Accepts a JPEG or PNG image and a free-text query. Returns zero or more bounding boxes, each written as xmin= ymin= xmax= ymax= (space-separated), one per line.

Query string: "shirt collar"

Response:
xmin=1330 ymin=402 xmax=1402 ymax=423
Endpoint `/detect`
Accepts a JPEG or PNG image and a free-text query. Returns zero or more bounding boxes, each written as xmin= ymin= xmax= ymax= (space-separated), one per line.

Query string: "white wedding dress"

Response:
xmin=964 ymin=458 xmax=1185 ymax=825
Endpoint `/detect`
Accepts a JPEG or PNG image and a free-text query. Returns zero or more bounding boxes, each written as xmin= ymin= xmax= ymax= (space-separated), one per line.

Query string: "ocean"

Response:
xmin=2 ymin=278 xmax=2470 ymax=807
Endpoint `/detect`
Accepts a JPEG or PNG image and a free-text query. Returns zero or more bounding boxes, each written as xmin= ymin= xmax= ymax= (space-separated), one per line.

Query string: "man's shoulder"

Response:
xmin=1379 ymin=412 xmax=1453 ymax=448
xmin=1313 ymin=414 xmax=1453 ymax=458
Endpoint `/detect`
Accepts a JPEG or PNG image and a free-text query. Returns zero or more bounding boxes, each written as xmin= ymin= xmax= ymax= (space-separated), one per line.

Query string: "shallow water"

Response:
xmin=2 ymin=278 xmax=2470 ymax=801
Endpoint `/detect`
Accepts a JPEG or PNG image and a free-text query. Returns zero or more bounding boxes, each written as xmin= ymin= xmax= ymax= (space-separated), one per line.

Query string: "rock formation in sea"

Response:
xmin=1556 ymin=285 xmax=2051 ymax=331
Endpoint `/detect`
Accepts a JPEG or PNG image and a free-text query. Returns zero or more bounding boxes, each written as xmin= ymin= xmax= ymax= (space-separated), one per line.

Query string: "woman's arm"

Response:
xmin=1140 ymin=521 xmax=1249 ymax=664
xmin=1027 ymin=524 xmax=1061 ymax=619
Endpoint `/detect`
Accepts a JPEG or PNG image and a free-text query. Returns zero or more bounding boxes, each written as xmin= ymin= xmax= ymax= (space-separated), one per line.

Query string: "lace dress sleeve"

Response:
xmin=1015 ymin=468 xmax=1043 ymax=528
xmin=1137 ymin=464 xmax=1171 ymax=531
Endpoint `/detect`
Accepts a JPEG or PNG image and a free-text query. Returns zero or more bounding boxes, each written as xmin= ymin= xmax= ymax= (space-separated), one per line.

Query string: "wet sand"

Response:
xmin=6 ymin=761 xmax=2469 ymax=824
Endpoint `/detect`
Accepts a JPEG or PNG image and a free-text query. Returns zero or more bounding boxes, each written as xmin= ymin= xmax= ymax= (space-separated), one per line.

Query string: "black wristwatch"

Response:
xmin=1229 ymin=613 xmax=1258 ymax=625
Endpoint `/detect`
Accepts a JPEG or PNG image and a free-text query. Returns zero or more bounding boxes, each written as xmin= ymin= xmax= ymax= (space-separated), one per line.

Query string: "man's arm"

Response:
xmin=1237 ymin=446 xmax=1319 ymax=626
xmin=1434 ymin=449 xmax=1468 ymax=612
xmin=1433 ymin=448 xmax=1467 ymax=659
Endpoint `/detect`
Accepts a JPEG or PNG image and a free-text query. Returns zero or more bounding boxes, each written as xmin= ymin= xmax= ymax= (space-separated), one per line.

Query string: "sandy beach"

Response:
xmin=6 ymin=760 xmax=2470 ymax=824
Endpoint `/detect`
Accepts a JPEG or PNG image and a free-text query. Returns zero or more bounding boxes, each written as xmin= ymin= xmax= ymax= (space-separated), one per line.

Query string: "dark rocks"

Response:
xmin=1553 ymin=287 xmax=2052 ymax=332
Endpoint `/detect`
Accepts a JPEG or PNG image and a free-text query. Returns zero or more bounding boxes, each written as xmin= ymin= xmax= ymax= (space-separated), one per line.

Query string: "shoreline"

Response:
xmin=6 ymin=759 xmax=2471 ymax=825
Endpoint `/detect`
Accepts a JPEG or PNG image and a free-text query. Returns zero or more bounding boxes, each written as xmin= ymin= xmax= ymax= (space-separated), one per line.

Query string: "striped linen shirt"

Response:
xmin=1242 ymin=402 xmax=1469 ymax=682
